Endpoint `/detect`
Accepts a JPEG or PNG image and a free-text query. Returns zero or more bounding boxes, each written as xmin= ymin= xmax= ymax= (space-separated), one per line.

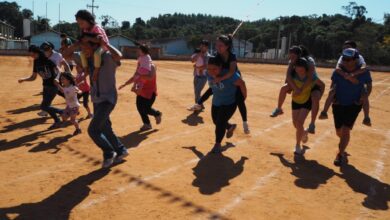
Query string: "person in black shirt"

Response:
xmin=18 ymin=45 xmax=64 ymax=129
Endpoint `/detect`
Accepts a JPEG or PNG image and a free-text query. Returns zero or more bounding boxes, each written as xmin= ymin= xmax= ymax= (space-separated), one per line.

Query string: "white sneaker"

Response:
xmin=243 ymin=121 xmax=250 ymax=134
xmin=187 ymin=104 xmax=202 ymax=111
xmin=294 ymin=145 xmax=303 ymax=155
xmin=37 ymin=111 xmax=48 ymax=117
xmin=102 ymin=152 xmax=117 ymax=169
xmin=302 ymin=131 xmax=309 ymax=144
xmin=114 ymin=150 xmax=129 ymax=163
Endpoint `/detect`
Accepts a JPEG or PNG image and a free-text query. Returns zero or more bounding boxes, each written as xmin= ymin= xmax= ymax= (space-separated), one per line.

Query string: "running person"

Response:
xmin=189 ymin=35 xmax=250 ymax=134
xmin=58 ymin=72 xmax=82 ymax=135
xmin=319 ymin=40 xmax=371 ymax=126
xmin=18 ymin=45 xmax=63 ymax=129
xmin=206 ymin=56 xmax=247 ymax=154
xmin=188 ymin=40 xmax=210 ymax=110
xmin=290 ymin=58 xmax=324 ymax=155
xmin=270 ymin=46 xmax=324 ymax=134
xmin=80 ymin=38 xmax=128 ymax=168
xmin=331 ymin=48 xmax=372 ymax=166
xmin=119 ymin=48 xmax=162 ymax=131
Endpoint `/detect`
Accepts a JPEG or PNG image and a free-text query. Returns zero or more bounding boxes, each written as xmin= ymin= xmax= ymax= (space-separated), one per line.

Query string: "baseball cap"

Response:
xmin=342 ymin=48 xmax=359 ymax=59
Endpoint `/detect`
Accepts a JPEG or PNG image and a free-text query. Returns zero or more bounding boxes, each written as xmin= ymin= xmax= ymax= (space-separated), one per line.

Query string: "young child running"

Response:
xmin=189 ymin=35 xmax=250 ymax=134
xmin=290 ymin=58 xmax=324 ymax=155
xmin=58 ymin=72 xmax=82 ymax=136
xmin=75 ymin=10 xmax=109 ymax=82
xmin=75 ymin=65 xmax=93 ymax=119
xmin=319 ymin=40 xmax=371 ymax=126
xmin=207 ymin=56 xmax=247 ymax=154
xmin=131 ymin=44 xmax=153 ymax=94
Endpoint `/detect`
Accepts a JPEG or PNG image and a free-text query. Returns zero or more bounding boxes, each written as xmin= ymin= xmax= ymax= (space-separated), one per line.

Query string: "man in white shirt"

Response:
xmin=191 ymin=40 xmax=210 ymax=106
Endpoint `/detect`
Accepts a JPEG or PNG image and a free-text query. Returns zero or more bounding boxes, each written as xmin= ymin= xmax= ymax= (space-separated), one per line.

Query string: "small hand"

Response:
xmin=213 ymin=77 xmax=222 ymax=83
xmin=18 ymin=79 xmax=24 ymax=83
xmin=92 ymin=73 xmax=98 ymax=82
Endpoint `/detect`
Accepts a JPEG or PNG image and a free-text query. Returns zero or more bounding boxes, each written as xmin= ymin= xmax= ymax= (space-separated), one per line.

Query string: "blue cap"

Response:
xmin=342 ymin=48 xmax=359 ymax=59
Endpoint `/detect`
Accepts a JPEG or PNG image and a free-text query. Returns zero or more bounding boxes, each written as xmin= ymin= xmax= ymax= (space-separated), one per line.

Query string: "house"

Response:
xmin=151 ymin=38 xmax=193 ymax=56
xmin=0 ymin=20 xmax=15 ymax=39
xmin=30 ymin=30 xmax=61 ymax=50
xmin=108 ymin=34 xmax=136 ymax=51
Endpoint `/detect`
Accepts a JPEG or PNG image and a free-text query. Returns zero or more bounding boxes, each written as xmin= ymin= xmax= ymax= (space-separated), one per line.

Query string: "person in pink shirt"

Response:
xmin=119 ymin=63 xmax=162 ymax=131
xmin=75 ymin=65 xmax=93 ymax=119
xmin=75 ymin=10 xmax=109 ymax=83
xmin=131 ymin=44 xmax=153 ymax=93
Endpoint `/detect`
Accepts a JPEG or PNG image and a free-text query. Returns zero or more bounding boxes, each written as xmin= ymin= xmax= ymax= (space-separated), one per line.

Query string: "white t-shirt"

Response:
xmin=191 ymin=52 xmax=208 ymax=76
xmin=63 ymin=85 xmax=80 ymax=108
xmin=49 ymin=51 xmax=64 ymax=67
xmin=337 ymin=55 xmax=366 ymax=67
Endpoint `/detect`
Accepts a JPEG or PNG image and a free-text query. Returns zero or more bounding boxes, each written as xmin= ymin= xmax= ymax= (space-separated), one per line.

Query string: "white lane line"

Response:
xmin=355 ymin=130 xmax=390 ymax=220
xmin=217 ymin=170 xmax=280 ymax=215
xmin=215 ymin=124 xmax=334 ymax=216
xmin=80 ymin=158 xmax=198 ymax=209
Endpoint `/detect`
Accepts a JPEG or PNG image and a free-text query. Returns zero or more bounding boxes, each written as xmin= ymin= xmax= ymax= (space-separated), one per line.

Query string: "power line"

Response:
xmin=87 ymin=0 xmax=99 ymax=16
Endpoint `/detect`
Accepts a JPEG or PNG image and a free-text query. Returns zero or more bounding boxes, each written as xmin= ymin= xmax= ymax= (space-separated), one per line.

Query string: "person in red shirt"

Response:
xmin=119 ymin=60 xmax=162 ymax=131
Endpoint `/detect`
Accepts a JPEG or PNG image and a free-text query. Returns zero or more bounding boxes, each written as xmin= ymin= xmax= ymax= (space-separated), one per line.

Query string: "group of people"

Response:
xmin=18 ymin=9 xmax=373 ymax=169
xmin=188 ymin=39 xmax=372 ymax=167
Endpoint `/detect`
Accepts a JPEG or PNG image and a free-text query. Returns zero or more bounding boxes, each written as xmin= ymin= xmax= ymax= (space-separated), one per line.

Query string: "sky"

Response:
xmin=13 ymin=0 xmax=390 ymax=25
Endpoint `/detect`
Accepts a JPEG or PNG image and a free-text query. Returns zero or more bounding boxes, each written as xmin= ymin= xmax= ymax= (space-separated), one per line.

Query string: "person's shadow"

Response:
xmin=29 ymin=134 xmax=73 ymax=153
xmin=120 ymin=129 xmax=159 ymax=149
xmin=0 ymin=169 xmax=110 ymax=220
xmin=182 ymin=112 xmax=204 ymax=126
xmin=6 ymin=104 xmax=41 ymax=115
xmin=339 ymin=164 xmax=390 ymax=210
xmin=271 ymin=152 xmax=336 ymax=189
xmin=0 ymin=117 xmax=48 ymax=133
xmin=0 ymin=129 xmax=61 ymax=152
xmin=183 ymin=146 xmax=248 ymax=195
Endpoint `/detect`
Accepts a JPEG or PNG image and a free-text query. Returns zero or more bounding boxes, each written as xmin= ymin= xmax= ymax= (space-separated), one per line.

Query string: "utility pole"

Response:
xmin=58 ymin=3 xmax=61 ymax=32
xmin=87 ymin=0 xmax=99 ymax=16
xmin=45 ymin=1 xmax=48 ymax=31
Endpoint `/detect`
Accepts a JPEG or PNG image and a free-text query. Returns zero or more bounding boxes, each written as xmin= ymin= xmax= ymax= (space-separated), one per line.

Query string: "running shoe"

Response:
xmin=73 ymin=128 xmax=82 ymax=136
xmin=270 ymin=108 xmax=283 ymax=117
xmin=226 ymin=124 xmax=237 ymax=139
xmin=140 ymin=124 xmax=152 ymax=131
xmin=102 ymin=152 xmax=117 ymax=169
xmin=318 ymin=111 xmax=328 ymax=120
xmin=155 ymin=112 xmax=162 ymax=125
xmin=187 ymin=104 xmax=203 ymax=111
xmin=243 ymin=121 xmax=250 ymax=134
xmin=362 ymin=117 xmax=372 ymax=126
xmin=306 ymin=123 xmax=316 ymax=134
xmin=37 ymin=111 xmax=49 ymax=117
xmin=114 ymin=149 xmax=129 ymax=163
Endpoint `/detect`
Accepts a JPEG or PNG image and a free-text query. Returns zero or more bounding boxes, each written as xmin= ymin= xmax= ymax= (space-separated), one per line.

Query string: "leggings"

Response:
xmin=77 ymin=91 xmax=90 ymax=109
xmin=198 ymin=87 xmax=247 ymax=122
xmin=136 ymin=93 xmax=161 ymax=125
xmin=212 ymin=103 xmax=237 ymax=144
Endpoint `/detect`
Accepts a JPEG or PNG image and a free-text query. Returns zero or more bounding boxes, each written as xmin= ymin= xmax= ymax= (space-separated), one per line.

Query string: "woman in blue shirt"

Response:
xmin=206 ymin=56 xmax=247 ymax=154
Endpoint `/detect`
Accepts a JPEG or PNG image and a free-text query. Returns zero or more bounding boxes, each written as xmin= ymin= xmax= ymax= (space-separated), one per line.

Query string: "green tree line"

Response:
xmin=1 ymin=1 xmax=389 ymax=65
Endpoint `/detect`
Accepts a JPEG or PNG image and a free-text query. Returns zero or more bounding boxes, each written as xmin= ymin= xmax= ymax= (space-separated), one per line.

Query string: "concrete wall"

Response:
xmin=154 ymin=39 xmax=193 ymax=56
xmin=31 ymin=32 xmax=61 ymax=50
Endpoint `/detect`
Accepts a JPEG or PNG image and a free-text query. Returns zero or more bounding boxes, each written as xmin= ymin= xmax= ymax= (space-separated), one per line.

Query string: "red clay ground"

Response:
xmin=0 ymin=56 xmax=389 ymax=220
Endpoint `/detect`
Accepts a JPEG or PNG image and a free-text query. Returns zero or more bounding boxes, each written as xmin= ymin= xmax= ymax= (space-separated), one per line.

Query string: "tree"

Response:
xmin=342 ymin=2 xmax=367 ymax=20
xmin=121 ymin=21 xmax=130 ymax=30
xmin=22 ymin=9 xmax=33 ymax=19
xmin=0 ymin=1 xmax=23 ymax=36
xmin=100 ymin=15 xmax=117 ymax=28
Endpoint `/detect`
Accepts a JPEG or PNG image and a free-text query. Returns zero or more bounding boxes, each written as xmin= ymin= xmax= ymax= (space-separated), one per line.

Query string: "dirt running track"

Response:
xmin=0 ymin=56 xmax=389 ymax=220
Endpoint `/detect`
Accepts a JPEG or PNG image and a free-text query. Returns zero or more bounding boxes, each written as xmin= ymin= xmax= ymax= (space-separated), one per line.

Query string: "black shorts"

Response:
xmin=332 ymin=104 xmax=362 ymax=129
xmin=292 ymin=98 xmax=312 ymax=110
xmin=311 ymin=84 xmax=321 ymax=93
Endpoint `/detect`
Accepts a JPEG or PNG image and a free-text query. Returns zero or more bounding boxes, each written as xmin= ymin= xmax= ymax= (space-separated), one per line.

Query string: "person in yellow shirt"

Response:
xmin=291 ymin=58 xmax=325 ymax=155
